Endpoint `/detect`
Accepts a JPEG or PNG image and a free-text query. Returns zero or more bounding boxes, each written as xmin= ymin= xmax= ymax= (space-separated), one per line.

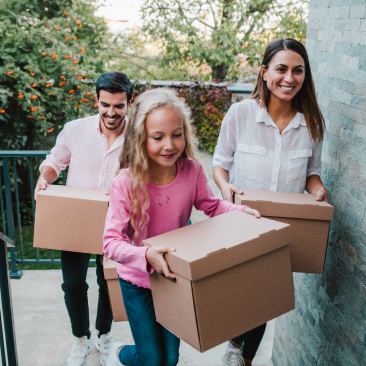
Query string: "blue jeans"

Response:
xmin=118 ymin=278 xmax=180 ymax=366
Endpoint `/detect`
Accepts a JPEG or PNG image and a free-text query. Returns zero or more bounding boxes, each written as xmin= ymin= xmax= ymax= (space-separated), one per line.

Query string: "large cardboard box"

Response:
xmin=103 ymin=257 xmax=128 ymax=322
xmin=235 ymin=190 xmax=334 ymax=274
xmin=143 ymin=210 xmax=295 ymax=353
xmin=33 ymin=185 xmax=109 ymax=255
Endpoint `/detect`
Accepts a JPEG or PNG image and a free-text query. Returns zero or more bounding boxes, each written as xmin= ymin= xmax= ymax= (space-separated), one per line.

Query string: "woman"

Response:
xmin=213 ymin=38 xmax=328 ymax=366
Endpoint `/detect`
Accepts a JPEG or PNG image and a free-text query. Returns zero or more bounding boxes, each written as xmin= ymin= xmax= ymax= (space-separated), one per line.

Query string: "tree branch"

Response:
xmin=208 ymin=0 xmax=218 ymax=29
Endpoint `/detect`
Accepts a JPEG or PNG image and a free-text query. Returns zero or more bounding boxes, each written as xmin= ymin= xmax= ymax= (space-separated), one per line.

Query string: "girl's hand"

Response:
xmin=315 ymin=188 xmax=329 ymax=203
xmin=146 ymin=246 xmax=176 ymax=279
xmin=221 ymin=183 xmax=244 ymax=203
xmin=243 ymin=206 xmax=261 ymax=218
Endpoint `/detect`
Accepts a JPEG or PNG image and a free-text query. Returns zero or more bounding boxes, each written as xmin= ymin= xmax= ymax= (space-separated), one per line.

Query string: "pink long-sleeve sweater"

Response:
xmin=103 ymin=159 xmax=244 ymax=289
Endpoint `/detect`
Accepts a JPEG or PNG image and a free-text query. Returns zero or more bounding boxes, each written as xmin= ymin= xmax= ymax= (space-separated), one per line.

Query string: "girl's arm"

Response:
xmin=195 ymin=163 xmax=260 ymax=218
xmin=103 ymin=174 xmax=153 ymax=273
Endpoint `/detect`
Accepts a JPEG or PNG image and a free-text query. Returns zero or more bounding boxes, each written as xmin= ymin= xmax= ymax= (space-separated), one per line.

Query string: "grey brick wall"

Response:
xmin=272 ymin=1 xmax=366 ymax=365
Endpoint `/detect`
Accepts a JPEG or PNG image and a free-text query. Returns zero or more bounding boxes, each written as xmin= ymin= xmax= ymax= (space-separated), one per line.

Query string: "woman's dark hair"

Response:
xmin=96 ymin=71 xmax=133 ymax=103
xmin=251 ymin=38 xmax=325 ymax=142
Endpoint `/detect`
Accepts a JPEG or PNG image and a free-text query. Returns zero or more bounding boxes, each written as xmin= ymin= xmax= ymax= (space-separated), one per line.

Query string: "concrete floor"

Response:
xmin=9 ymin=152 xmax=275 ymax=366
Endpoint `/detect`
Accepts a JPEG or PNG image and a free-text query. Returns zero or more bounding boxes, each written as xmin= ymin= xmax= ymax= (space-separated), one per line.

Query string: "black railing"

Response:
xmin=0 ymin=151 xmax=96 ymax=278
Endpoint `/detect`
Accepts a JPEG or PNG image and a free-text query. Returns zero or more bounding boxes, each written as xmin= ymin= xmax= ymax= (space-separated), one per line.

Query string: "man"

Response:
xmin=34 ymin=71 xmax=133 ymax=366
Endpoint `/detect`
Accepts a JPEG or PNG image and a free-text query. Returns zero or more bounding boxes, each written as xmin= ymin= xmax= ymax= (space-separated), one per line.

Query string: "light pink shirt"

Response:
xmin=103 ymin=159 xmax=244 ymax=289
xmin=39 ymin=114 xmax=125 ymax=190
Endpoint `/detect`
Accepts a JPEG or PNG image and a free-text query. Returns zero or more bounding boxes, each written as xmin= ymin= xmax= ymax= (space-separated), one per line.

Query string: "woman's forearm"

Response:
xmin=305 ymin=174 xmax=328 ymax=202
xmin=213 ymin=166 xmax=230 ymax=192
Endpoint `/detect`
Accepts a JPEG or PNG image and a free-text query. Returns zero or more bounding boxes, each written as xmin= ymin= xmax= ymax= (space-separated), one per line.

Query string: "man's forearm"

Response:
xmin=39 ymin=165 xmax=58 ymax=184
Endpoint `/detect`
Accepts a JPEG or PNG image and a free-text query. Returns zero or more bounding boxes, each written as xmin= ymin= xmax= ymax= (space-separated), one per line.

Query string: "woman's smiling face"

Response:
xmin=261 ymin=50 xmax=305 ymax=103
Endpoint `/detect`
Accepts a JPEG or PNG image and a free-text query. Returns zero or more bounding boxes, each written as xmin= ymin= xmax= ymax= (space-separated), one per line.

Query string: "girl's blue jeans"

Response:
xmin=118 ymin=277 xmax=180 ymax=366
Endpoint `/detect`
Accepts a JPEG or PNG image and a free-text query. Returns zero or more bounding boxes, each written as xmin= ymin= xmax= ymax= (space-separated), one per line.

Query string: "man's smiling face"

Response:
xmin=97 ymin=90 xmax=129 ymax=132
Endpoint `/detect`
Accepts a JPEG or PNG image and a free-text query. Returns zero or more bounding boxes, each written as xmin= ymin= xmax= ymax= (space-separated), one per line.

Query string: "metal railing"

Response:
xmin=0 ymin=151 xmax=98 ymax=278
xmin=0 ymin=232 xmax=18 ymax=366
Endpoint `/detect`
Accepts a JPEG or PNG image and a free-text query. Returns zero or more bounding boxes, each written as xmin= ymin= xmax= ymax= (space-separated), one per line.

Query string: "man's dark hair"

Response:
xmin=96 ymin=71 xmax=133 ymax=103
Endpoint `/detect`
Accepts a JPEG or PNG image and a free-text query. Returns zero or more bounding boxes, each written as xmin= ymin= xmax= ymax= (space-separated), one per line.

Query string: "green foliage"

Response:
xmin=140 ymin=0 xmax=309 ymax=81
xmin=0 ymin=0 xmax=111 ymax=151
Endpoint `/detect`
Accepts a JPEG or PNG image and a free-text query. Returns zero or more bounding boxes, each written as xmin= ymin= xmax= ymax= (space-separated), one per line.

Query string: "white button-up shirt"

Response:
xmin=40 ymin=114 xmax=125 ymax=190
xmin=213 ymin=99 xmax=322 ymax=193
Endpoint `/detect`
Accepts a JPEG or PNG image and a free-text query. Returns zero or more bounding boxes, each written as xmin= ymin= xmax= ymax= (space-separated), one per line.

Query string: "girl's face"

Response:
xmin=145 ymin=106 xmax=185 ymax=172
xmin=262 ymin=50 xmax=305 ymax=103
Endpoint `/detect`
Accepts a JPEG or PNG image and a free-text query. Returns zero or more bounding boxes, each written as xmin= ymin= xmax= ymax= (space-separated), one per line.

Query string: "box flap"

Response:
xmin=103 ymin=257 xmax=119 ymax=280
xmin=143 ymin=211 xmax=292 ymax=281
xmin=37 ymin=184 xmax=109 ymax=202
xmin=235 ymin=190 xmax=334 ymax=221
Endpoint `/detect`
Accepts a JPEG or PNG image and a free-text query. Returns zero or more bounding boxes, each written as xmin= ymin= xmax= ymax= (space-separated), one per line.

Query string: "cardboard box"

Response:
xmin=235 ymin=190 xmax=334 ymax=274
xmin=33 ymin=185 xmax=109 ymax=255
xmin=143 ymin=210 xmax=294 ymax=352
xmin=103 ymin=257 xmax=128 ymax=322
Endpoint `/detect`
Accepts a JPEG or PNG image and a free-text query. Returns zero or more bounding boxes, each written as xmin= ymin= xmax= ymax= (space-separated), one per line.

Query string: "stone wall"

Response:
xmin=272 ymin=1 xmax=366 ymax=365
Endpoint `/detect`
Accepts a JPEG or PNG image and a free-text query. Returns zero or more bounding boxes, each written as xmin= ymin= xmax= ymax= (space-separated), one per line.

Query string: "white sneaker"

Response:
xmin=67 ymin=336 xmax=94 ymax=366
xmin=106 ymin=342 xmax=125 ymax=366
xmin=222 ymin=342 xmax=245 ymax=366
xmin=95 ymin=332 xmax=114 ymax=366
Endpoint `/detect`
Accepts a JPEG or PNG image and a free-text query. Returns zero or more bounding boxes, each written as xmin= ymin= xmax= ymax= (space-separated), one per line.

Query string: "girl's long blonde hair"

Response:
xmin=119 ymin=88 xmax=199 ymax=242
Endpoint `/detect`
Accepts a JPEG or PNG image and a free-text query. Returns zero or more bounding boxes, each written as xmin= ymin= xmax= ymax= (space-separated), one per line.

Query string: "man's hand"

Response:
xmin=243 ymin=206 xmax=261 ymax=218
xmin=34 ymin=166 xmax=58 ymax=201
xmin=221 ymin=183 xmax=244 ymax=203
xmin=34 ymin=177 xmax=48 ymax=201
xmin=146 ymin=246 xmax=176 ymax=279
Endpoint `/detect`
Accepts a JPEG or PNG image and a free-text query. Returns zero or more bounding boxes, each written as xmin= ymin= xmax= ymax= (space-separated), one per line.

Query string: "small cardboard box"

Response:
xmin=103 ymin=257 xmax=128 ymax=322
xmin=143 ymin=210 xmax=295 ymax=353
xmin=235 ymin=190 xmax=334 ymax=274
xmin=33 ymin=185 xmax=109 ymax=255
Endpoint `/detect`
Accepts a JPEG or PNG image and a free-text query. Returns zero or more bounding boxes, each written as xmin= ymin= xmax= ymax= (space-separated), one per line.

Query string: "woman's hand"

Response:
xmin=146 ymin=246 xmax=176 ymax=279
xmin=221 ymin=182 xmax=244 ymax=203
xmin=243 ymin=206 xmax=261 ymax=218
xmin=315 ymin=188 xmax=329 ymax=203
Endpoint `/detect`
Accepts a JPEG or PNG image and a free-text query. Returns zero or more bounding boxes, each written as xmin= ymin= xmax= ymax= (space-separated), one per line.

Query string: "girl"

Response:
xmin=213 ymin=38 xmax=328 ymax=366
xmin=103 ymin=88 xmax=260 ymax=366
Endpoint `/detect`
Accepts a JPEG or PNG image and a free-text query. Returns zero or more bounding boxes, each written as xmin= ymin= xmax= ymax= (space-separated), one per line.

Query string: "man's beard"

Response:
xmin=100 ymin=113 xmax=126 ymax=131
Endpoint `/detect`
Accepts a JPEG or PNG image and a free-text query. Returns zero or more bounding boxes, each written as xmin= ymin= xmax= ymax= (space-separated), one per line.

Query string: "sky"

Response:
xmin=94 ymin=0 xmax=143 ymax=34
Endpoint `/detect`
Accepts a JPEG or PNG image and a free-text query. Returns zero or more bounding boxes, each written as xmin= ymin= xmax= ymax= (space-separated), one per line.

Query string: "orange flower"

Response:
xmin=64 ymin=55 xmax=71 ymax=59
xmin=68 ymin=97 xmax=73 ymax=101
xmin=90 ymin=75 xmax=93 ymax=78
xmin=60 ymin=76 xmax=65 ymax=80
xmin=26 ymin=68 xmax=29 ymax=71
xmin=78 ymin=25 xmax=82 ymax=28
xmin=79 ymin=100 xmax=82 ymax=103
xmin=52 ymin=51 xmax=56 ymax=55
xmin=76 ymin=21 xmax=80 ymax=25
xmin=18 ymin=94 xmax=24 ymax=98
xmin=40 ymin=95 xmax=43 ymax=98
xmin=86 ymin=103 xmax=89 ymax=105
xmin=65 ymin=22 xmax=69 ymax=25
xmin=49 ymin=92 xmax=54 ymax=95
xmin=64 ymin=10 xmax=69 ymax=16
xmin=82 ymin=98 xmax=88 ymax=102
xmin=46 ymin=24 xmax=49 ymax=28
xmin=93 ymin=104 xmax=97 ymax=107
xmin=76 ymin=105 xmax=80 ymax=108
xmin=30 ymin=72 xmax=35 ymax=76
xmin=31 ymin=83 xmax=37 ymax=87
xmin=69 ymin=90 xmax=74 ymax=94
xmin=77 ymin=86 xmax=82 ymax=89
xmin=73 ymin=60 xmax=78 ymax=64
xmin=71 ymin=67 xmax=75 ymax=71
xmin=7 ymin=71 xmax=13 ymax=75
xmin=80 ymin=47 xmax=85 ymax=54
xmin=54 ymin=26 xmax=61 ymax=30
xmin=31 ymin=105 xmax=37 ymax=112
xmin=41 ymin=52 xmax=47 ymax=56
xmin=0 ymin=110 xmax=5 ymax=113
xmin=26 ymin=39 xmax=29 ymax=42
xmin=73 ymin=36 xmax=77 ymax=40
xmin=59 ymin=83 xmax=64 ymax=86
xmin=39 ymin=116 xmax=44 ymax=119
xmin=51 ymin=55 xmax=58 ymax=59
xmin=29 ymin=116 xmax=35 ymax=118
xmin=46 ymin=83 xmax=52 ymax=87
xmin=65 ymin=36 xmax=70 ymax=41
xmin=78 ymin=76 xmax=82 ymax=79
xmin=48 ymin=128 xmax=54 ymax=133
xmin=85 ymin=92 xmax=91 ymax=96
xmin=30 ymin=95 xmax=37 ymax=100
